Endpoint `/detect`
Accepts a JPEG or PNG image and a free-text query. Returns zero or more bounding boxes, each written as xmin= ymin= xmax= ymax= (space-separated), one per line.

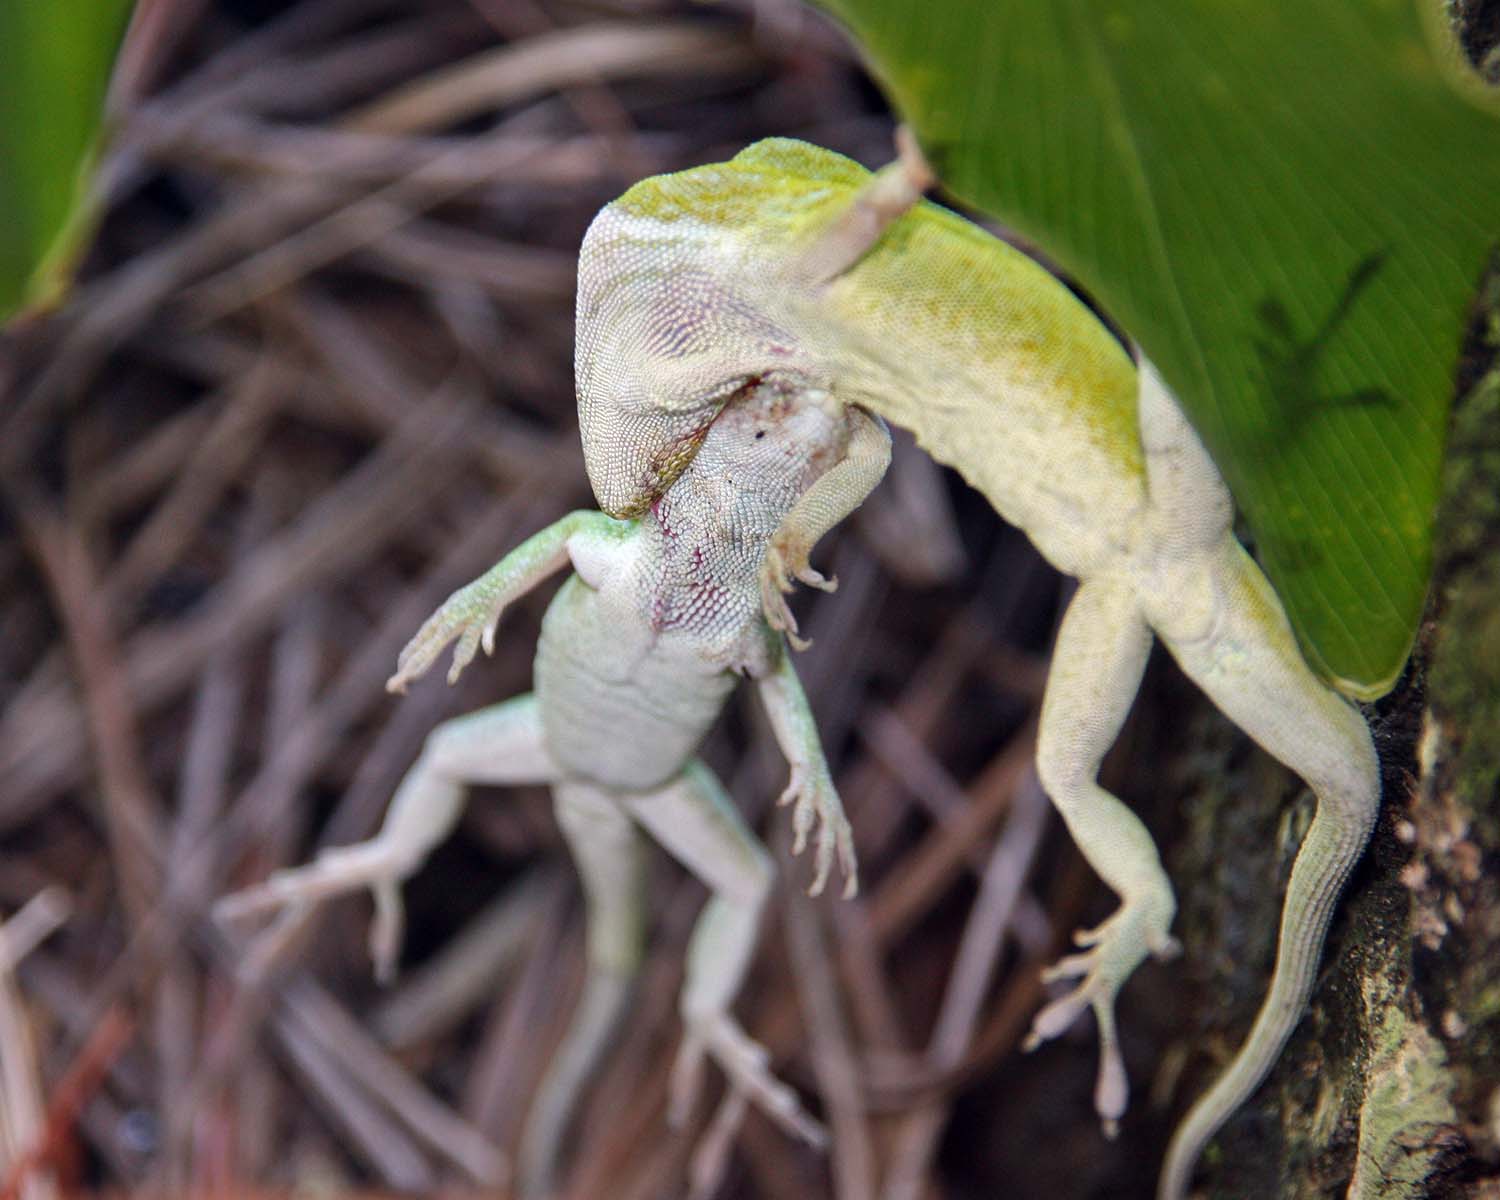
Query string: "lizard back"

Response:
xmin=585 ymin=139 xmax=1148 ymax=575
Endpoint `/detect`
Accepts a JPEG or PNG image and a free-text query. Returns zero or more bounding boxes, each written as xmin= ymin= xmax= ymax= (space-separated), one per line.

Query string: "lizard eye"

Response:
xmin=755 ymin=431 xmax=766 ymax=440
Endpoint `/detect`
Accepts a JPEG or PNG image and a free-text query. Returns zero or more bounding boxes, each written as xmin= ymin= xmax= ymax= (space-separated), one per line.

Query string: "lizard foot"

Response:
xmin=387 ymin=579 xmax=507 ymax=693
xmin=214 ymin=840 xmax=413 ymax=983
xmin=778 ymin=764 xmax=858 ymax=898
xmin=758 ymin=536 xmax=837 ymax=652
xmin=1022 ymin=895 xmax=1179 ymax=1134
xmin=670 ymin=1014 xmax=827 ymax=1149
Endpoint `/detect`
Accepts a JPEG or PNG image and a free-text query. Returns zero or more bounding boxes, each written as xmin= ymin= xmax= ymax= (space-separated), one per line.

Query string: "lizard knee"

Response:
xmin=677 ymin=847 xmax=774 ymax=1028
xmin=735 ymin=844 xmax=775 ymax=914
xmin=1035 ymin=747 xmax=1098 ymax=812
xmin=1304 ymin=713 xmax=1381 ymax=840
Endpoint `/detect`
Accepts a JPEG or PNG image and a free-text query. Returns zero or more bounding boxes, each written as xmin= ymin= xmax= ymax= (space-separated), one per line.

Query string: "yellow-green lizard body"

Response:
xmin=574 ymin=136 xmax=1381 ymax=1200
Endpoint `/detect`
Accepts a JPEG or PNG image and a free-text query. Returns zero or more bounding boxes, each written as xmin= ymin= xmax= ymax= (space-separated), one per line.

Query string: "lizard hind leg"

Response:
xmin=518 ymin=781 xmax=648 ymax=1200
xmin=623 ymin=761 xmax=829 ymax=1152
xmin=1026 ymin=578 xmax=1176 ymax=1134
xmin=1151 ymin=542 xmax=1378 ymax=1200
xmin=215 ymin=694 xmax=557 ymax=981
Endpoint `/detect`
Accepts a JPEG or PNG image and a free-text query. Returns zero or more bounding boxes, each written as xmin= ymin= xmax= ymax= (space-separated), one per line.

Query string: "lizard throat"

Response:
xmin=615 ymin=418 xmax=716 ymax=519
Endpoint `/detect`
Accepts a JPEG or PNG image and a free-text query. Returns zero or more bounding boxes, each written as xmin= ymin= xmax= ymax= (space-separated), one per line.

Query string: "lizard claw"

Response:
xmin=796 ymin=565 xmax=837 ymax=593
xmin=386 ymin=580 xmax=506 ymax=693
xmin=672 ymin=1015 xmax=827 ymax=1149
xmin=778 ymin=766 xmax=858 ymax=898
xmin=1022 ymin=891 xmax=1176 ymax=1132
xmin=760 ymin=559 xmax=811 ymax=651
xmin=214 ymin=840 xmax=413 ymax=982
xmin=758 ymin=533 xmax=830 ymax=647
xmin=447 ymin=625 xmax=482 ymax=685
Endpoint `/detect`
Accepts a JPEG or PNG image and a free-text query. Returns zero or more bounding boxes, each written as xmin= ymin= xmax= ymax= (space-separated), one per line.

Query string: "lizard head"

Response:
xmin=574 ymin=210 xmax=821 ymax=518
xmin=574 ymin=140 xmax=871 ymax=518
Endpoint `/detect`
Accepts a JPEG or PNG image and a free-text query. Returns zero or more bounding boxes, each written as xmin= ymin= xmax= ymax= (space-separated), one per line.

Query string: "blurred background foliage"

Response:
xmin=0 ymin=0 xmax=133 ymax=318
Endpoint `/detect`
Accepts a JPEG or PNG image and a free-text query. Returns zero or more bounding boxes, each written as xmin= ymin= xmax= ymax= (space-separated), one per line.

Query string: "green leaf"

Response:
xmin=0 ymin=0 xmax=134 ymax=320
xmin=819 ymin=0 xmax=1500 ymax=697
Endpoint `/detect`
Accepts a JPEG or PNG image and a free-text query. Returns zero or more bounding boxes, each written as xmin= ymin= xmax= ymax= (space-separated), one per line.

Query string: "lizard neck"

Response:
xmin=631 ymin=376 xmax=844 ymax=643
xmin=643 ymin=478 xmax=774 ymax=637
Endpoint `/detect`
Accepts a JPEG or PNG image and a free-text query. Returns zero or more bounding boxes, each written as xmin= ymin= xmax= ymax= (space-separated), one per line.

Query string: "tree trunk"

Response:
xmin=1176 ymin=257 xmax=1500 ymax=1199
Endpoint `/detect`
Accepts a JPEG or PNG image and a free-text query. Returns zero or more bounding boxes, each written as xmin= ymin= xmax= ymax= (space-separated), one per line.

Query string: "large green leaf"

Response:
xmin=819 ymin=0 xmax=1500 ymax=697
xmin=0 ymin=0 xmax=133 ymax=320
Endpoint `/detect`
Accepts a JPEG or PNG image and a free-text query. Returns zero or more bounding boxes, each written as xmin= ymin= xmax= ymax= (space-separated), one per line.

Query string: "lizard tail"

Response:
xmin=1157 ymin=781 xmax=1374 ymax=1200
xmin=518 ymin=968 xmax=634 ymax=1198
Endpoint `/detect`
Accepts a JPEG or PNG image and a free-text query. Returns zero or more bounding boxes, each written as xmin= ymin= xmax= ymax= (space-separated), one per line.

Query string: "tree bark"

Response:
xmin=1175 ymin=258 xmax=1500 ymax=1199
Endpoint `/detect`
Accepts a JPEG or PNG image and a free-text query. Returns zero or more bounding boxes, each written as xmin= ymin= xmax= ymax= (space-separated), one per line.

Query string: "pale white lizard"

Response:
xmin=217 ymin=375 xmax=891 ymax=1194
xmin=571 ymin=133 xmax=1382 ymax=1200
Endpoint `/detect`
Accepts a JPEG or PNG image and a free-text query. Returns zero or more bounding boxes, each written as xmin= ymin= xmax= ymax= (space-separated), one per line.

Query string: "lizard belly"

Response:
xmin=535 ymin=577 xmax=735 ymax=792
xmin=943 ymin=412 xmax=1147 ymax=577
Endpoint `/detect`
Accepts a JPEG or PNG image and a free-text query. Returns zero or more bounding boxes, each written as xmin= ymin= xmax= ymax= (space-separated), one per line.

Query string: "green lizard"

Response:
xmin=216 ymin=376 xmax=890 ymax=1194
xmin=572 ymin=134 xmax=1381 ymax=1199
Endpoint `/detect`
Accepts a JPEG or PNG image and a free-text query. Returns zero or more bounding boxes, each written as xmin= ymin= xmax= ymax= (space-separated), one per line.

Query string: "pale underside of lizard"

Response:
xmin=217 ymin=375 xmax=892 ymax=1196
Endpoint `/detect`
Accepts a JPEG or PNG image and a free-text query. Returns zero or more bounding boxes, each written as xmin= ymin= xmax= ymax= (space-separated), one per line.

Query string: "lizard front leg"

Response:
xmin=760 ymin=406 xmax=891 ymax=646
xmin=756 ymin=642 xmax=858 ymax=897
xmin=800 ymin=124 xmax=935 ymax=286
xmin=1025 ymin=578 xmax=1177 ymax=1135
xmin=622 ymin=761 xmax=828 ymax=1151
xmin=215 ymin=695 xmax=557 ymax=981
xmin=388 ymin=509 xmax=628 ymax=691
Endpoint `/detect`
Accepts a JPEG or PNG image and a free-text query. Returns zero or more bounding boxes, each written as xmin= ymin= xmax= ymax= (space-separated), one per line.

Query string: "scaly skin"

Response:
xmin=217 ymin=376 xmax=891 ymax=1196
xmin=572 ymin=135 xmax=1380 ymax=1199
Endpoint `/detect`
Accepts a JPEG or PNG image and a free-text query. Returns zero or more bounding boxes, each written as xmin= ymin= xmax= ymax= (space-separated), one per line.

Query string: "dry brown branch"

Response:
xmin=347 ymin=23 xmax=756 ymax=135
xmin=781 ymin=870 xmax=877 ymax=1200
xmin=370 ymin=869 xmax=550 ymax=1050
xmin=0 ymin=3 xmax=1171 ymax=1195
xmin=4 ymin=485 xmax=165 ymax=927
xmin=0 ymin=892 xmax=70 ymax=1200
xmin=879 ymin=777 xmax=1048 ymax=1200
xmin=0 ymin=1004 xmax=133 ymax=1200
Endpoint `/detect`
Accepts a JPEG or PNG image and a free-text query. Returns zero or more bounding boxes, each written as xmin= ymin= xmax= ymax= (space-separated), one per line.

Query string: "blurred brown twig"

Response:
xmin=0 ymin=3 xmax=1181 ymax=1197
